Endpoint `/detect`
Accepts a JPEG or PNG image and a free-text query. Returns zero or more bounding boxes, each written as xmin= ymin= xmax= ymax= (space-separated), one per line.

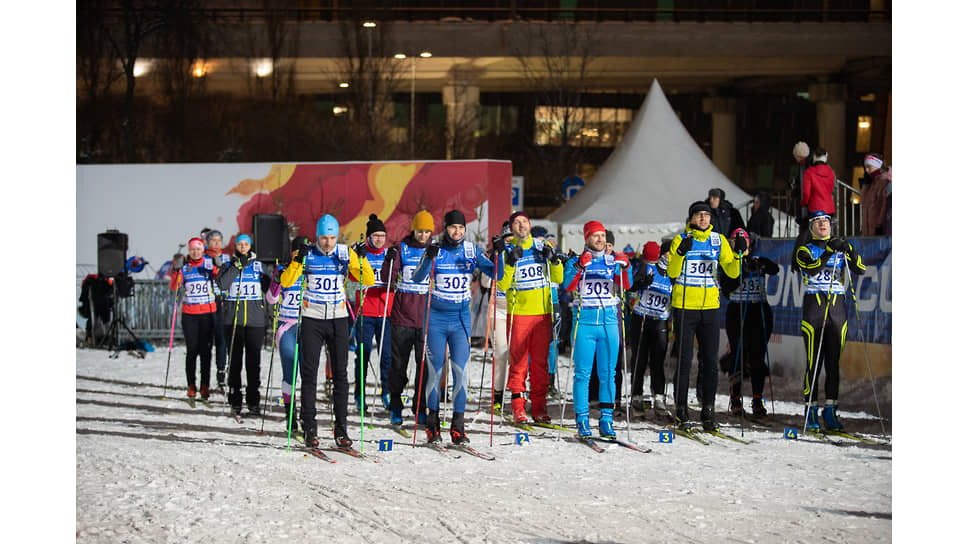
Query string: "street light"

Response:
xmin=395 ymin=50 xmax=432 ymax=159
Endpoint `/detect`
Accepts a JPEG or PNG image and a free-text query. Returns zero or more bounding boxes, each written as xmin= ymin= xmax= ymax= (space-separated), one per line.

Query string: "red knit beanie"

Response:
xmin=583 ymin=221 xmax=606 ymax=240
xmin=643 ymin=241 xmax=660 ymax=262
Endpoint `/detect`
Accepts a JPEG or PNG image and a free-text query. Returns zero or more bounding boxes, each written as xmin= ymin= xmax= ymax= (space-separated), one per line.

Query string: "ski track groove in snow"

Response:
xmin=76 ymin=347 xmax=891 ymax=543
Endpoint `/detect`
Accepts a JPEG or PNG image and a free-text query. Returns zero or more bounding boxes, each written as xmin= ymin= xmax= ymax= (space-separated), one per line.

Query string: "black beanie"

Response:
xmin=366 ymin=214 xmax=386 ymax=236
xmin=708 ymin=188 xmax=725 ymax=199
xmin=444 ymin=209 xmax=466 ymax=227
xmin=605 ymin=230 xmax=615 ymax=245
xmin=689 ymin=201 xmax=712 ymax=217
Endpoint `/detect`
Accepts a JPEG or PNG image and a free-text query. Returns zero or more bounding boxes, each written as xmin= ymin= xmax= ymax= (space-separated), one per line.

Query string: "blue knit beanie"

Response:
xmin=317 ymin=214 xmax=340 ymax=237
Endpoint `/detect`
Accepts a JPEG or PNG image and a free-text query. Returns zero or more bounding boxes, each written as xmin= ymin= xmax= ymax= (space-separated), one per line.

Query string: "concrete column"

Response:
xmin=443 ymin=67 xmax=481 ymax=160
xmin=884 ymin=92 xmax=892 ymax=165
xmin=809 ymin=83 xmax=848 ymax=182
xmin=702 ymin=96 xmax=737 ymax=180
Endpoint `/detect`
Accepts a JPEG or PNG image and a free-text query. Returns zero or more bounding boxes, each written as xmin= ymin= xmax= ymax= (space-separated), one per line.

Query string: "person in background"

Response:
xmin=350 ymin=214 xmax=395 ymax=413
xmin=746 ymin=191 xmax=775 ymax=238
xmin=706 ymin=188 xmax=745 ymax=236
xmin=484 ymin=222 xmax=514 ymax=413
xmin=171 ymin=237 xmax=217 ymax=401
xmin=217 ymin=234 xmax=272 ymax=417
xmin=280 ymin=215 xmax=375 ymax=449
xmin=265 ymin=236 xmax=312 ymax=435
xmin=627 ymin=241 xmax=673 ymax=420
xmin=382 ymin=210 xmax=435 ymax=427
xmin=801 ymin=147 xmax=836 ymax=222
xmin=719 ymin=229 xmax=779 ymax=419
xmin=203 ymin=229 xmax=229 ymax=392
xmin=860 ymin=153 xmax=891 ymax=236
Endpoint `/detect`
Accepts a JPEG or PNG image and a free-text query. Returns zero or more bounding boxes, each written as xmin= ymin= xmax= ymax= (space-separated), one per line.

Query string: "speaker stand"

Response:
xmin=96 ymin=283 xmax=146 ymax=358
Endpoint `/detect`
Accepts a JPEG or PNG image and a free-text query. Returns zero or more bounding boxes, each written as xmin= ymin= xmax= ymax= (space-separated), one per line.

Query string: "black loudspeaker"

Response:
xmin=97 ymin=231 xmax=128 ymax=277
xmin=251 ymin=214 xmax=289 ymax=262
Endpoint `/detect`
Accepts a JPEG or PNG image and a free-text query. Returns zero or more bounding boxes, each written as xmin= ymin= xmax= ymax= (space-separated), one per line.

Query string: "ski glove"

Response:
xmin=424 ymin=243 xmax=440 ymax=261
xmin=576 ymin=250 xmax=594 ymax=270
xmin=295 ymin=245 xmax=309 ymax=264
xmin=732 ymin=236 xmax=748 ymax=253
xmin=352 ymin=242 xmax=368 ymax=257
xmin=540 ymin=244 xmax=556 ymax=263
xmin=826 ymin=237 xmax=848 ymax=252
xmin=676 ymin=236 xmax=693 ymax=256
xmin=631 ymin=271 xmax=653 ymax=292
xmin=506 ymin=245 xmax=524 ymax=267
xmin=613 ymin=253 xmax=630 ymax=269
xmin=491 ymin=234 xmax=506 ymax=253
xmin=384 ymin=246 xmax=399 ymax=263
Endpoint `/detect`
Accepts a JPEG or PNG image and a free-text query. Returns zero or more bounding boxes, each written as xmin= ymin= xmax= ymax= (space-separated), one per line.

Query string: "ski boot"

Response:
xmin=674 ymin=406 xmax=689 ymax=429
xmin=425 ymin=410 xmax=442 ymax=444
xmin=701 ymin=404 xmax=718 ymax=431
xmin=333 ymin=426 xmax=352 ymax=448
xmin=381 ymin=391 xmax=391 ymax=410
xmin=247 ymin=403 xmax=261 ymax=416
xmin=822 ymin=403 xmax=844 ymax=431
xmin=805 ymin=405 xmax=821 ymax=431
xmin=630 ymin=395 xmax=645 ymax=414
xmin=450 ymin=412 xmax=470 ymax=445
xmin=492 ymin=390 xmax=504 ymax=415
xmin=599 ymin=409 xmax=616 ymax=439
xmin=199 ymin=385 xmax=209 ymax=401
xmin=304 ymin=429 xmax=319 ymax=448
xmin=547 ymin=376 xmax=560 ymax=399
xmin=389 ymin=408 xmax=403 ymax=426
xmin=187 ymin=385 xmax=197 ymax=398
xmin=576 ymin=414 xmax=592 ymax=438
xmin=284 ymin=404 xmax=300 ymax=434
xmin=354 ymin=394 xmax=366 ymax=414
xmin=729 ymin=395 xmax=743 ymax=416
xmin=751 ymin=395 xmax=768 ymax=417
xmin=216 ymin=370 xmax=227 ymax=393
xmin=531 ymin=396 xmax=551 ymax=424
xmin=510 ymin=394 xmax=528 ymax=423
xmin=643 ymin=395 xmax=653 ymax=411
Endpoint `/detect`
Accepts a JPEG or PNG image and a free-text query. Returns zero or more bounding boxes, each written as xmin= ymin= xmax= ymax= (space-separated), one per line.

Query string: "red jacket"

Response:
xmin=802 ymin=163 xmax=836 ymax=215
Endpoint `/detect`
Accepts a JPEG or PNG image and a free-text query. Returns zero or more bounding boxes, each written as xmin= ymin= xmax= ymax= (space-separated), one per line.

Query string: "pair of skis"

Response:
xmin=573 ymin=434 xmax=652 ymax=454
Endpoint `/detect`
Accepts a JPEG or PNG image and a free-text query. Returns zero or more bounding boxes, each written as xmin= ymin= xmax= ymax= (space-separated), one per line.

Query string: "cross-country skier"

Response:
xmin=718 ymin=229 xmax=779 ymax=418
xmin=795 ymin=211 xmax=865 ymax=431
xmin=495 ymin=211 xmax=564 ymax=424
xmin=350 ymin=214 xmax=395 ymax=412
xmin=562 ymin=221 xmax=632 ymax=438
xmin=411 ymin=210 xmax=497 ymax=445
xmin=265 ymin=236 xmax=312 ymax=434
xmin=203 ymin=230 xmax=229 ymax=392
xmin=279 ymin=215 xmax=375 ymax=448
xmin=627 ymin=241 xmax=673 ymax=418
xmin=170 ymin=237 xmax=217 ymax=401
xmin=667 ymin=202 xmax=742 ymax=431
xmin=381 ymin=210 xmax=435 ymax=427
xmin=217 ymin=234 xmax=273 ymax=416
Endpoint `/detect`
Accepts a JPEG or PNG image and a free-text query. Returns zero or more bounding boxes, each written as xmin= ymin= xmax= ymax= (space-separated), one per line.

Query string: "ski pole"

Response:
xmin=375 ymin=254 xmax=394 ymax=410
xmin=285 ymin=264 xmax=309 ymax=452
xmin=755 ymin=270 xmax=777 ymax=416
xmin=259 ymin=262 xmax=281 ymax=434
xmin=412 ymin=256 xmax=435 ymax=446
xmin=616 ymin=266 xmax=633 ymax=440
xmin=162 ymin=284 xmax=182 ymax=400
xmin=843 ymin=260 xmax=888 ymax=436
xmin=561 ymin=265 xmax=587 ymax=436
xmin=226 ymin=262 xmax=244 ymax=403
xmin=730 ymin=251 xmax=747 ymax=435
xmin=354 ymin=236 xmax=369 ymax=450
xmin=803 ymin=251 xmax=841 ymax=434
xmin=673 ymin=234 xmax=690 ymax=424
xmin=477 ymin=261 xmax=497 ymax=414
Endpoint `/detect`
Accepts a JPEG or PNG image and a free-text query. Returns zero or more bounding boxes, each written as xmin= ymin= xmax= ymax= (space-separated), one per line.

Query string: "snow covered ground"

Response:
xmin=72 ymin=342 xmax=896 ymax=543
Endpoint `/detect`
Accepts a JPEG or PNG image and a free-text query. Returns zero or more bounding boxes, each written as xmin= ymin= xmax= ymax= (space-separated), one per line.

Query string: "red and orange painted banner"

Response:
xmin=224 ymin=160 xmax=512 ymax=246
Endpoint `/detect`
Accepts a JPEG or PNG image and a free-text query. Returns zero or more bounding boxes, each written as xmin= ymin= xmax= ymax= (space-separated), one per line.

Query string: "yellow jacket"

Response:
xmin=495 ymin=234 xmax=563 ymax=316
xmin=668 ymin=224 xmax=740 ymax=310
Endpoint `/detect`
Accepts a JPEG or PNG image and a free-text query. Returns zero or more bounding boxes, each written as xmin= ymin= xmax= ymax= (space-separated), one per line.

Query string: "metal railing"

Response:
xmin=737 ymin=178 xmax=862 ymax=239
xmin=114 ymin=279 xmax=183 ymax=341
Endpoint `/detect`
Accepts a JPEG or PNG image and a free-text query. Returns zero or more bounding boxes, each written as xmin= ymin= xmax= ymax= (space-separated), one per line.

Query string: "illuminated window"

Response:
xmin=534 ymin=106 xmax=634 ymax=147
xmin=855 ymin=115 xmax=872 ymax=152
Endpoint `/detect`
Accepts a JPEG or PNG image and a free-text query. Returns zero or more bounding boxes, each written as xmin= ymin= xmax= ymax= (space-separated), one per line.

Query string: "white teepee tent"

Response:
xmin=546 ymin=79 xmax=756 ymax=253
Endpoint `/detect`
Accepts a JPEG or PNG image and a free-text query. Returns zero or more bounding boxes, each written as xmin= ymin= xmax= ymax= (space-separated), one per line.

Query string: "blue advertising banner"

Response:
xmin=722 ymin=238 xmax=892 ymax=345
